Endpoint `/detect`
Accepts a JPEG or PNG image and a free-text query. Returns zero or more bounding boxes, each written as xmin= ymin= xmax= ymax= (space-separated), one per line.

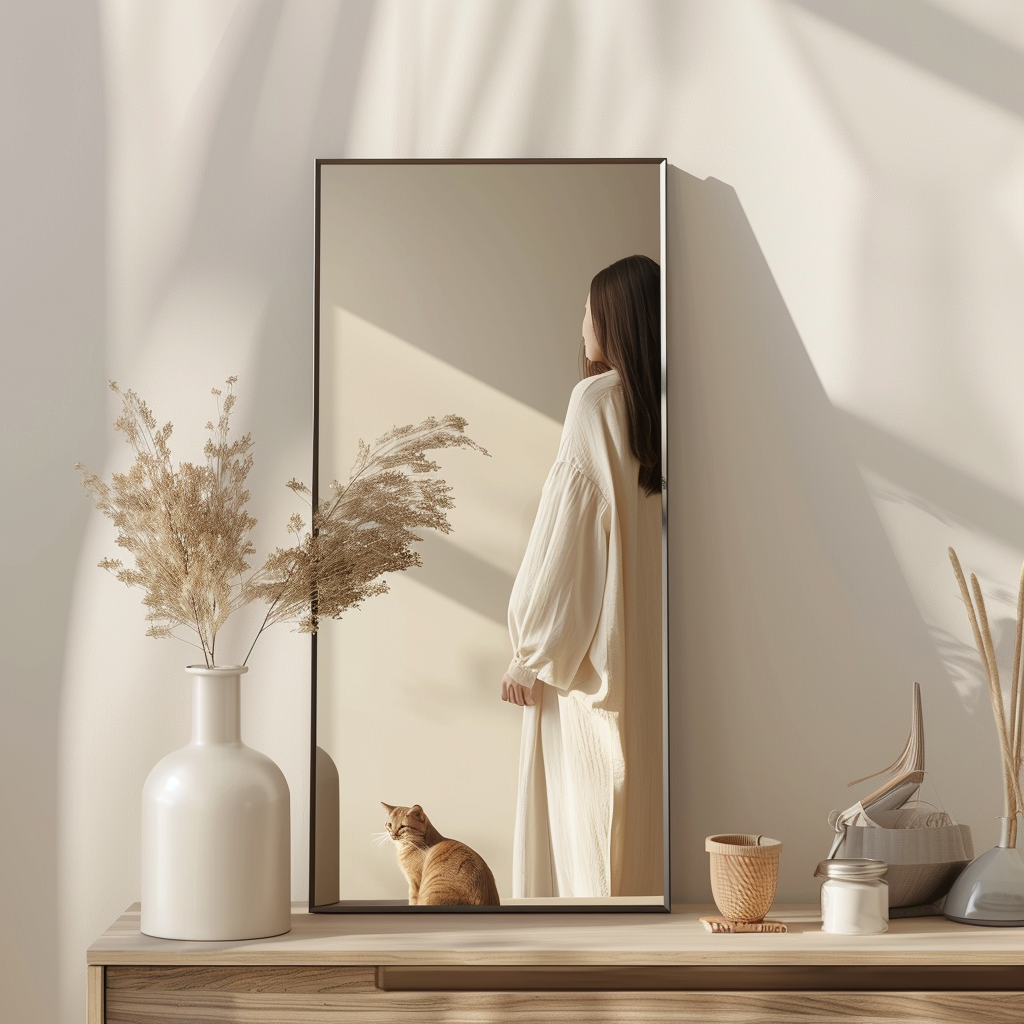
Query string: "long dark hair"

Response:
xmin=582 ymin=254 xmax=662 ymax=496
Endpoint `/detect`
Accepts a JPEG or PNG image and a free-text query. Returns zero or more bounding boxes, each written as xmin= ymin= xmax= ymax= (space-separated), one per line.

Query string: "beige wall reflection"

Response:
xmin=320 ymin=308 xmax=562 ymax=900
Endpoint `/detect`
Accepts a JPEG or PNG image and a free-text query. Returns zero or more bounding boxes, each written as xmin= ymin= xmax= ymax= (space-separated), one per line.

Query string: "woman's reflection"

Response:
xmin=501 ymin=255 xmax=664 ymax=898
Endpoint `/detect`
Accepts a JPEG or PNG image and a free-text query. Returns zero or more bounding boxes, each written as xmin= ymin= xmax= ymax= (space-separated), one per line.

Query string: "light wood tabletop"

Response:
xmin=89 ymin=902 xmax=1024 ymax=967
xmin=87 ymin=904 xmax=1024 ymax=1023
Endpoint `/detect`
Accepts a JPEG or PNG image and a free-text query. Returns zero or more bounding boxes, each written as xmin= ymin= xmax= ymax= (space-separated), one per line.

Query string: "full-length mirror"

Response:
xmin=312 ymin=159 xmax=667 ymax=911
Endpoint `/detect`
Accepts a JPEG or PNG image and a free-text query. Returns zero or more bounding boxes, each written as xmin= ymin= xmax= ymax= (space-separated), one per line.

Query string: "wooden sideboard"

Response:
xmin=88 ymin=903 xmax=1024 ymax=1023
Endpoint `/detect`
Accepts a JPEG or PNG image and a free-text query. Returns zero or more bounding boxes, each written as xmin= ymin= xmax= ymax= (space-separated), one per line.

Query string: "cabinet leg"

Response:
xmin=87 ymin=966 xmax=104 ymax=1024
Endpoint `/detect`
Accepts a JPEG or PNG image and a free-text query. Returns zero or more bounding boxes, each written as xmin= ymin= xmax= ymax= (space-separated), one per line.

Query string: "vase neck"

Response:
xmin=999 ymin=816 xmax=1016 ymax=849
xmin=191 ymin=673 xmax=242 ymax=745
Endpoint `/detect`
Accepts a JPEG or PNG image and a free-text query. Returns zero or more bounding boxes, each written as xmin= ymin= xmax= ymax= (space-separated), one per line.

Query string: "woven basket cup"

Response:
xmin=705 ymin=834 xmax=782 ymax=923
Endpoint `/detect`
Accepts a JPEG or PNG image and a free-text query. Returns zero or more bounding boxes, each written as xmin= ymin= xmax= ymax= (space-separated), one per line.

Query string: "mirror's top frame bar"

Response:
xmin=315 ymin=157 xmax=666 ymax=165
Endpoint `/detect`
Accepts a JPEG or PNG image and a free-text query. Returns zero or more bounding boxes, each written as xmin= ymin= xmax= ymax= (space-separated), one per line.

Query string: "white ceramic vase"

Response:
xmin=141 ymin=665 xmax=291 ymax=940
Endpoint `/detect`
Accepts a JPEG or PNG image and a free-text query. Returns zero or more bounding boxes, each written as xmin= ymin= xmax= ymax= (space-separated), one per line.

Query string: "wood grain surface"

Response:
xmin=89 ymin=903 xmax=1024 ymax=967
xmin=377 ymin=964 xmax=1024 ymax=991
xmin=101 ymin=968 xmax=1024 ymax=1024
xmin=90 ymin=906 xmax=1024 ymax=1024
xmin=87 ymin=965 xmax=104 ymax=1024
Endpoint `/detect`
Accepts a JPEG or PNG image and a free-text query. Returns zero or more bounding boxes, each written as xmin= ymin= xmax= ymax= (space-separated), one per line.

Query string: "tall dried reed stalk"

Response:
xmin=949 ymin=547 xmax=1024 ymax=847
xmin=77 ymin=379 xmax=487 ymax=668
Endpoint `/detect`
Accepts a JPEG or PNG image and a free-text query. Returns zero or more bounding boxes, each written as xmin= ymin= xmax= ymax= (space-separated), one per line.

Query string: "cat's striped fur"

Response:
xmin=382 ymin=802 xmax=500 ymax=906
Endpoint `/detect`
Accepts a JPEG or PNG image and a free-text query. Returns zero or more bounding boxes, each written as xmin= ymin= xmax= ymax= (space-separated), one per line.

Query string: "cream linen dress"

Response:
xmin=507 ymin=369 xmax=663 ymax=899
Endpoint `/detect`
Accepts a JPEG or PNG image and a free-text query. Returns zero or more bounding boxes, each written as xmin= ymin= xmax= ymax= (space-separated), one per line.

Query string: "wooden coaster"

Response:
xmin=699 ymin=916 xmax=788 ymax=934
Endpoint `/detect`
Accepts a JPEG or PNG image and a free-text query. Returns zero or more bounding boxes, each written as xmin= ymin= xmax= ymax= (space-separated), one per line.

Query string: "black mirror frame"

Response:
xmin=308 ymin=158 xmax=669 ymax=914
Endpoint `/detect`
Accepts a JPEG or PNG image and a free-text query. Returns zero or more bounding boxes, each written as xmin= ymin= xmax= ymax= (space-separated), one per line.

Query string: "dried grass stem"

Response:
xmin=78 ymin=379 xmax=487 ymax=668
xmin=949 ymin=547 xmax=1024 ymax=847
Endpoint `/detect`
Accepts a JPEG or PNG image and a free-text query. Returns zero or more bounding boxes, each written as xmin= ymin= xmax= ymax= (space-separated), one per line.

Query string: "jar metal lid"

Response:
xmin=814 ymin=858 xmax=888 ymax=881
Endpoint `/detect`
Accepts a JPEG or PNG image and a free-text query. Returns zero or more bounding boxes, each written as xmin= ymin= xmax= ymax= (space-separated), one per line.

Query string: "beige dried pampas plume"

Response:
xmin=77 ymin=378 xmax=487 ymax=667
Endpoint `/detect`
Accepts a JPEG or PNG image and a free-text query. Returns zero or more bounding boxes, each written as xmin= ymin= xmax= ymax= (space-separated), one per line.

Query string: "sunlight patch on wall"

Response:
xmin=322 ymin=306 xmax=562 ymax=577
xmin=322 ymin=571 xmax=520 ymax=900
xmin=317 ymin=306 xmax=563 ymax=900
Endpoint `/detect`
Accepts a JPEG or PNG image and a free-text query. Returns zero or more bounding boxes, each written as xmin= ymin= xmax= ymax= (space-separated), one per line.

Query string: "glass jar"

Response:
xmin=814 ymin=858 xmax=889 ymax=934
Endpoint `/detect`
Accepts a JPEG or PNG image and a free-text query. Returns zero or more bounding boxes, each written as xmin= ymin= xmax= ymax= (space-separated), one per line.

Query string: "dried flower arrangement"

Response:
xmin=948 ymin=547 xmax=1024 ymax=847
xmin=77 ymin=378 xmax=487 ymax=667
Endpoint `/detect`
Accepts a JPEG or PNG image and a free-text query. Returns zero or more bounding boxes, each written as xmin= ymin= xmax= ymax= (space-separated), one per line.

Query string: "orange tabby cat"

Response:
xmin=382 ymin=802 xmax=500 ymax=906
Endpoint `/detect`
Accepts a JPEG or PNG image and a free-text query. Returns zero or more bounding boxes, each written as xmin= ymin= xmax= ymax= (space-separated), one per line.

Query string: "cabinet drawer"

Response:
xmin=100 ymin=966 xmax=1024 ymax=1024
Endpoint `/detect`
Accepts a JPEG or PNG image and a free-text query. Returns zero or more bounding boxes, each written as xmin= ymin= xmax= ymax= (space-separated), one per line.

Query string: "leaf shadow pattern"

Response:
xmin=930 ymin=611 xmax=1020 ymax=708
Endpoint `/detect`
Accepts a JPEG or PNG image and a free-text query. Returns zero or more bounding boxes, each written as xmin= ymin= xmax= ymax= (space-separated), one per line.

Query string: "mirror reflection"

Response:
xmin=314 ymin=160 xmax=666 ymax=910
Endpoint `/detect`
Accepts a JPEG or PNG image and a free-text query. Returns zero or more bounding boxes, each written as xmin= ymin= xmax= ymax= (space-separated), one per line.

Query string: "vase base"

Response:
xmin=140 ymin=922 xmax=292 ymax=941
xmin=943 ymin=913 xmax=1024 ymax=928
xmin=942 ymin=845 xmax=1024 ymax=927
xmin=141 ymin=667 xmax=292 ymax=947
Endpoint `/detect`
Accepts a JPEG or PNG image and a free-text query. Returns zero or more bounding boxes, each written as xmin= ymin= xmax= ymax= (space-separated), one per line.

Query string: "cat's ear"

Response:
xmin=409 ymin=805 xmax=425 ymax=821
xmin=381 ymin=802 xmax=396 ymax=813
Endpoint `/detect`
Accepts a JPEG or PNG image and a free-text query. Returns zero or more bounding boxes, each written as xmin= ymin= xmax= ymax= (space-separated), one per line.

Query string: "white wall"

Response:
xmin=3 ymin=1 xmax=1023 ymax=1021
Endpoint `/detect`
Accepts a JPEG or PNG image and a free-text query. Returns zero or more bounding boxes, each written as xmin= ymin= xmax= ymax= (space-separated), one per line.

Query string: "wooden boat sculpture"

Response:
xmin=825 ymin=682 xmax=972 ymax=908
xmin=847 ymin=680 xmax=925 ymax=817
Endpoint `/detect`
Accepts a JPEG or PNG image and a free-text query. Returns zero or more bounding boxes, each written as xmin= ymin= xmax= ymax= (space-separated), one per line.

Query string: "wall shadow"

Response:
xmin=5 ymin=3 xmax=108 ymax=1024
xmin=664 ymin=168 xmax=985 ymax=902
xmin=413 ymin=533 xmax=516 ymax=628
xmin=788 ymin=0 xmax=1024 ymax=122
xmin=838 ymin=409 xmax=1024 ymax=552
xmin=58 ymin=7 xmax=378 ymax=1024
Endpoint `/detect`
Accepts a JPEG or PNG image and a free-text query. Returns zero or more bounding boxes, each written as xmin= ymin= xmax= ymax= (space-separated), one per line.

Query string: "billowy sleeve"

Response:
xmin=506 ymin=460 xmax=609 ymax=692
